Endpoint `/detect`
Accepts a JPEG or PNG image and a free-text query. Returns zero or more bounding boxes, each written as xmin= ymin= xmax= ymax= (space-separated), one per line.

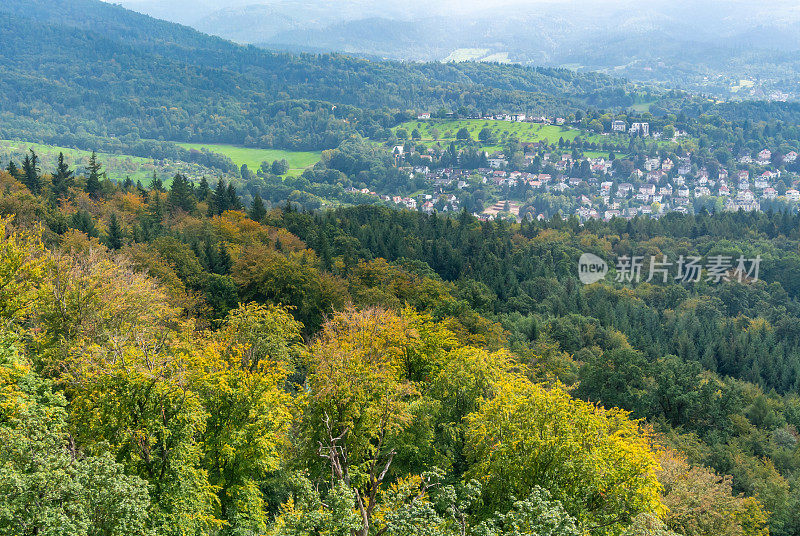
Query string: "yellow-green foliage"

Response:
xmin=466 ymin=377 xmax=664 ymax=534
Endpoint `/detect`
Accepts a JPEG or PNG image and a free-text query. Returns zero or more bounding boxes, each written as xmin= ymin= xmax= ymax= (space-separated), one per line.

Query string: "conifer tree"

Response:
xmin=197 ymin=176 xmax=211 ymax=201
xmin=149 ymin=170 xmax=163 ymax=192
xmin=106 ymin=213 xmax=124 ymax=250
xmin=217 ymin=242 xmax=232 ymax=275
xmin=226 ymin=183 xmax=241 ymax=211
xmin=203 ymin=239 xmax=218 ymax=272
xmin=249 ymin=194 xmax=267 ymax=222
xmin=6 ymin=160 xmax=20 ymax=181
xmin=21 ymin=150 xmax=40 ymax=194
xmin=52 ymin=152 xmax=73 ymax=198
xmin=209 ymin=179 xmax=227 ymax=216
xmin=85 ymin=151 xmax=102 ymax=198
xmin=70 ymin=210 xmax=97 ymax=237
xmin=167 ymin=174 xmax=196 ymax=213
xmin=148 ymin=190 xmax=164 ymax=236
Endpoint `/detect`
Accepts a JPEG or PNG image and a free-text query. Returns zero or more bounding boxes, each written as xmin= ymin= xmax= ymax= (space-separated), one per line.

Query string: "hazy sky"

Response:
xmin=108 ymin=0 xmax=800 ymax=33
xmin=112 ymin=0 xmax=576 ymax=19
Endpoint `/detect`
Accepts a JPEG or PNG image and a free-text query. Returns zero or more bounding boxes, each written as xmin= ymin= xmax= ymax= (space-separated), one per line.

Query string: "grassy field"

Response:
xmin=0 ymin=140 xmax=158 ymax=182
xmin=394 ymin=120 xmax=606 ymax=152
xmin=442 ymin=48 xmax=491 ymax=62
xmin=176 ymin=143 xmax=321 ymax=176
xmin=629 ymin=101 xmax=655 ymax=113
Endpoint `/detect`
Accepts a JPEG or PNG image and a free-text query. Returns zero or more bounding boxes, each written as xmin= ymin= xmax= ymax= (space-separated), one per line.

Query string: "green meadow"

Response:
xmin=393 ymin=119 xmax=606 ymax=152
xmin=0 ymin=140 xmax=157 ymax=182
xmin=629 ymin=101 xmax=655 ymax=113
xmin=176 ymin=143 xmax=321 ymax=176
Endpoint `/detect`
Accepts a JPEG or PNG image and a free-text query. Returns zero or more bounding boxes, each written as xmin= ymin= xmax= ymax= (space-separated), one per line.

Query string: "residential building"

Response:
xmin=629 ymin=122 xmax=650 ymax=136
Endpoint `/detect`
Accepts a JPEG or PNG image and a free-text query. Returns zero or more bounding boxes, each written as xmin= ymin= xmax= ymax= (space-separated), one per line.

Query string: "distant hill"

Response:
xmin=0 ymin=0 xmax=640 ymax=156
xmin=149 ymin=0 xmax=800 ymax=102
xmin=193 ymin=5 xmax=301 ymax=44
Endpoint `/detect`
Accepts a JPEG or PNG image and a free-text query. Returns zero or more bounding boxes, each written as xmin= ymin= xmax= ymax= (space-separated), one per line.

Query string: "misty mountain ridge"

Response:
xmin=108 ymin=0 xmax=800 ymax=100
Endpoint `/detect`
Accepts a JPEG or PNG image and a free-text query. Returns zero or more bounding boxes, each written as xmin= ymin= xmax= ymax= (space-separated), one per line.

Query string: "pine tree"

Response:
xmin=249 ymin=194 xmax=267 ymax=222
xmin=70 ymin=210 xmax=97 ymax=237
xmin=106 ymin=213 xmax=124 ymax=250
xmin=210 ymin=179 xmax=227 ymax=216
xmin=149 ymin=170 xmax=163 ymax=192
xmin=148 ymin=191 xmax=164 ymax=236
xmin=197 ymin=177 xmax=211 ymax=201
xmin=21 ymin=150 xmax=41 ymax=193
xmin=203 ymin=239 xmax=218 ymax=272
xmin=6 ymin=160 xmax=20 ymax=180
xmin=52 ymin=152 xmax=73 ymax=198
xmin=122 ymin=176 xmax=133 ymax=190
xmin=226 ymin=183 xmax=241 ymax=211
xmin=85 ymin=151 xmax=102 ymax=198
xmin=216 ymin=242 xmax=232 ymax=275
xmin=167 ymin=174 xmax=196 ymax=213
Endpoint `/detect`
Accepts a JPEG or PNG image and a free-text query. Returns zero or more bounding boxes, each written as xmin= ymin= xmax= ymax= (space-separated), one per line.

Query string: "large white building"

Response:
xmin=629 ymin=122 xmax=650 ymax=136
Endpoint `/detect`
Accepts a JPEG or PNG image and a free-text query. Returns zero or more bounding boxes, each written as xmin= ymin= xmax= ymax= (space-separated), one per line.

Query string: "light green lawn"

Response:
xmin=629 ymin=102 xmax=654 ymax=113
xmin=394 ymin=120 xmax=607 ymax=150
xmin=442 ymin=48 xmax=491 ymax=62
xmin=176 ymin=143 xmax=321 ymax=176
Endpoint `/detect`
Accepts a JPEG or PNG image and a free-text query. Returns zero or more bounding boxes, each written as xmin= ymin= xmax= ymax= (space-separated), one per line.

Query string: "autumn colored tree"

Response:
xmin=658 ymin=450 xmax=769 ymax=536
xmin=302 ymin=307 xmax=425 ymax=536
xmin=0 ymin=330 xmax=152 ymax=536
xmin=465 ymin=377 xmax=664 ymax=534
xmin=188 ymin=314 xmax=298 ymax=533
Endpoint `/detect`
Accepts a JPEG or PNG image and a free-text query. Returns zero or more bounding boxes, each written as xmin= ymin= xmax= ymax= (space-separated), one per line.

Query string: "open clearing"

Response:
xmin=176 ymin=143 xmax=321 ymax=176
xmin=394 ymin=119 xmax=607 ymax=152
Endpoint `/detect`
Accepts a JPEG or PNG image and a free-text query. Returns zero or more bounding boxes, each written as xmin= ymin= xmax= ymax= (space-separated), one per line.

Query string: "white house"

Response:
xmin=644 ymin=158 xmax=661 ymax=171
xmin=629 ymin=122 xmax=650 ymax=136
xmin=695 ymin=186 xmax=711 ymax=197
xmin=618 ymin=183 xmax=634 ymax=195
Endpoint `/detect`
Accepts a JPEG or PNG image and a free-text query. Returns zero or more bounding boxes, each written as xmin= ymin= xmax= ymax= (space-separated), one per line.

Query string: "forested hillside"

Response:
xmin=0 ymin=148 xmax=794 ymax=535
xmin=3 ymin=1 xmax=800 ymax=535
xmin=0 ymin=0 xmax=637 ymax=158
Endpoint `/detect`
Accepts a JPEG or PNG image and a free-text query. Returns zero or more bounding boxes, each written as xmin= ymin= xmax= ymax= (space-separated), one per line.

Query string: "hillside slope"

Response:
xmin=0 ymin=0 xmax=638 ymax=154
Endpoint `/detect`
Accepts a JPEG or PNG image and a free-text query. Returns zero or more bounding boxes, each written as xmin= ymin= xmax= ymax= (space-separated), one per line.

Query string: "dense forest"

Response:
xmin=0 ymin=146 xmax=797 ymax=535
xmin=5 ymin=1 xmax=800 ymax=535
